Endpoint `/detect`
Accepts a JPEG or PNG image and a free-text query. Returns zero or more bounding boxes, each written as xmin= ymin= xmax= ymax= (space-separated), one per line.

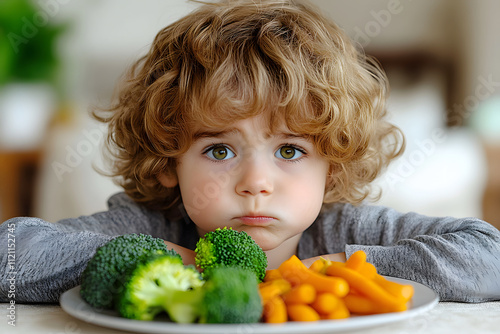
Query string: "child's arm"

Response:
xmin=164 ymin=241 xmax=196 ymax=266
xmin=1 ymin=216 xmax=113 ymax=303
xmin=0 ymin=192 xmax=191 ymax=303
xmin=300 ymin=203 xmax=500 ymax=302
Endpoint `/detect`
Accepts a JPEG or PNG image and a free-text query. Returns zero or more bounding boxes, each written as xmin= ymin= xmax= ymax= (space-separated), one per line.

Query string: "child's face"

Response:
xmin=161 ymin=114 xmax=329 ymax=252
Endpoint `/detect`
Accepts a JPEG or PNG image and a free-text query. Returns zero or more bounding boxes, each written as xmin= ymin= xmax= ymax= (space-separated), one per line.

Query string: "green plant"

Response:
xmin=0 ymin=0 xmax=67 ymax=86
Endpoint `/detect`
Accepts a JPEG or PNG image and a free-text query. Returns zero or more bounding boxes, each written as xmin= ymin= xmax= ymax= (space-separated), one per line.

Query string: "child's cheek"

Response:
xmin=180 ymin=171 xmax=228 ymax=223
xmin=290 ymin=182 xmax=325 ymax=217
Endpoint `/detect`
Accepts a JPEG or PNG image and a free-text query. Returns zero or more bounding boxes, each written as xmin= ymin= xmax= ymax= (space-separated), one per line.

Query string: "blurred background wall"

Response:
xmin=1 ymin=0 xmax=499 ymax=228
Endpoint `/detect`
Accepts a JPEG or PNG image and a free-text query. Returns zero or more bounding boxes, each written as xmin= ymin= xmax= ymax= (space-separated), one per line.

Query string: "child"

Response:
xmin=1 ymin=0 xmax=500 ymax=304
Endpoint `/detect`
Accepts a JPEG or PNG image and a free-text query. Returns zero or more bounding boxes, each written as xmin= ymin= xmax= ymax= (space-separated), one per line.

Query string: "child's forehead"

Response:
xmin=189 ymin=115 xmax=309 ymax=140
xmin=192 ymin=126 xmax=307 ymax=140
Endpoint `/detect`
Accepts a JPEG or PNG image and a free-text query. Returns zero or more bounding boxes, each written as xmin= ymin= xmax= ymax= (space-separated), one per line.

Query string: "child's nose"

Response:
xmin=235 ymin=160 xmax=274 ymax=196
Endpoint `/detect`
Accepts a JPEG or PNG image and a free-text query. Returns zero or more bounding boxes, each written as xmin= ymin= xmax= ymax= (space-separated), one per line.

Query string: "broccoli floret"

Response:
xmin=199 ymin=266 xmax=263 ymax=323
xmin=117 ymin=253 xmax=205 ymax=322
xmin=80 ymin=233 xmax=178 ymax=309
xmin=195 ymin=227 xmax=268 ymax=282
xmin=117 ymin=258 xmax=262 ymax=324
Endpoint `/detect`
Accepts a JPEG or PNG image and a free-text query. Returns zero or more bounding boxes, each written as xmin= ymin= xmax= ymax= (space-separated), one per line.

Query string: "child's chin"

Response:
xmin=251 ymin=236 xmax=280 ymax=252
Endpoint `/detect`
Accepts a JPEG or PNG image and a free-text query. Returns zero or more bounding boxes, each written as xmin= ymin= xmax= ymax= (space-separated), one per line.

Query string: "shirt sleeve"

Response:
xmin=307 ymin=203 xmax=500 ymax=302
xmin=0 ymin=192 xmax=169 ymax=303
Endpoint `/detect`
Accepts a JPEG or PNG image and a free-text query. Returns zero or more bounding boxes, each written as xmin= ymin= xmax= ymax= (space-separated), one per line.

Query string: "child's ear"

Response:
xmin=158 ymin=173 xmax=178 ymax=188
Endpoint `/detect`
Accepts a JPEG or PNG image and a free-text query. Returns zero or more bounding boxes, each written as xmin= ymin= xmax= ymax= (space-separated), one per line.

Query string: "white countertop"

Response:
xmin=2 ymin=301 xmax=500 ymax=334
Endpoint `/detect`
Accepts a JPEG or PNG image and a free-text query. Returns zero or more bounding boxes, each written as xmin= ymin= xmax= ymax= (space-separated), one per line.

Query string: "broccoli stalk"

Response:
xmin=164 ymin=288 xmax=204 ymax=323
xmin=117 ymin=254 xmax=204 ymax=322
xmin=117 ymin=255 xmax=263 ymax=323
xmin=80 ymin=233 xmax=178 ymax=309
xmin=195 ymin=227 xmax=268 ymax=282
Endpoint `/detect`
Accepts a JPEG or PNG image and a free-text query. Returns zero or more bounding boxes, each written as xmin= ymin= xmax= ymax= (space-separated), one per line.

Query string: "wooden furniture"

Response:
xmin=0 ymin=150 xmax=41 ymax=222
xmin=482 ymin=143 xmax=500 ymax=230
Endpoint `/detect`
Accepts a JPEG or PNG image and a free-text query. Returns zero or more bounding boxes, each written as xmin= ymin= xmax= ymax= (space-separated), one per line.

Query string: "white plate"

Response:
xmin=60 ymin=277 xmax=438 ymax=334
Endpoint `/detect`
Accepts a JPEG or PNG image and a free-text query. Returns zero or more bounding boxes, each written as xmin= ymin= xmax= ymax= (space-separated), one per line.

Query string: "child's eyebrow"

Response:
xmin=193 ymin=129 xmax=239 ymax=140
xmin=277 ymin=133 xmax=310 ymax=140
xmin=192 ymin=129 xmax=309 ymax=141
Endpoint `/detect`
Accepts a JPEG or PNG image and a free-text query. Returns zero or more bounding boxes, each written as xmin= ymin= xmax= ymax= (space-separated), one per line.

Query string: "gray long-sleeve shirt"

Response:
xmin=1 ymin=192 xmax=500 ymax=303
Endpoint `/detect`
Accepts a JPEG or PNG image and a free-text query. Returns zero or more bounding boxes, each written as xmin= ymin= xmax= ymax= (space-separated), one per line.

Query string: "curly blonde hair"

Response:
xmin=96 ymin=0 xmax=404 ymax=211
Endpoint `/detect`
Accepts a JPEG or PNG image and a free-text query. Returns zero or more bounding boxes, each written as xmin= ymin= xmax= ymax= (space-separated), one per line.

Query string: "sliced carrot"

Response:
xmin=345 ymin=250 xmax=367 ymax=271
xmin=325 ymin=265 xmax=404 ymax=310
xmin=286 ymin=304 xmax=320 ymax=322
xmin=278 ymin=255 xmax=349 ymax=297
xmin=259 ymin=278 xmax=292 ymax=305
xmin=310 ymin=292 xmax=340 ymax=314
xmin=262 ymin=296 xmax=288 ymax=323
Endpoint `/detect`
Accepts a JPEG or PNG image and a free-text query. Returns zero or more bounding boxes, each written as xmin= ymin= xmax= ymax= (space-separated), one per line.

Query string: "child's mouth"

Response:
xmin=235 ymin=215 xmax=276 ymax=226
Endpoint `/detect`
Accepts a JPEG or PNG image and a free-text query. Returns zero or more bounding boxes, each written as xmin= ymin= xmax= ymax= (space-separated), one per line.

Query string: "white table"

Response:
xmin=1 ymin=301 xmax=500 ymax=334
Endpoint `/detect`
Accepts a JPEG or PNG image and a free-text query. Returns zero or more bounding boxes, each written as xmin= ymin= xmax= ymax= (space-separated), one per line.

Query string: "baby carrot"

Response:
xmin=345 ymin=250 xmax=367 ymax=271
xmin=343 ymin=293 xmax=407 ymax=315
xmin=328 ymin=261 xmax=345 ymax=268
xmin=259 ymin=278 xmax=292 ymax=305
xmin=286 ymin=304 xmax=320 ymax=322
xmin=311 ymin=292 xmax=340 ymax=314
xmin=321 ymin=300 xmax=350 ymax=320
xmin=282 ymin=283 xmax=316 ymax=304
xmin=278 ymin=255 xmax=349 ymax=297
xmin=373 ymin=275 xmax=414 ymax=302
xmin=309 ymin=257 xmax=337 ymax=274
xmin=358 ymin=262 xmax=377 ymax=280
xmin=343 ymin=293 xmax=376 ymax=314
xmin=262 ymin=296 xmax=288 ymax=323
xmin=325 ymin=265 xmax=404 ymax=310
xmin=309 ymin=259 xmax=325 ymax=273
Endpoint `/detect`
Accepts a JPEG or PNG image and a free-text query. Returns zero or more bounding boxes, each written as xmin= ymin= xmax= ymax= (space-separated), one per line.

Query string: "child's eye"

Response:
xmin=205 ymin=145 xmax=235 ymax=161
xmin=275 ymin=145 xmax=305 ymax=160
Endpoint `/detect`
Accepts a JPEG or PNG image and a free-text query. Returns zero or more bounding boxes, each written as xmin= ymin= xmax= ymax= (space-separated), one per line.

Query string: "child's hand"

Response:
xmin=301 ymin=252 xmax=346 ymax=268
xmin=164 ymin=241 xmax=197 ymax=267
